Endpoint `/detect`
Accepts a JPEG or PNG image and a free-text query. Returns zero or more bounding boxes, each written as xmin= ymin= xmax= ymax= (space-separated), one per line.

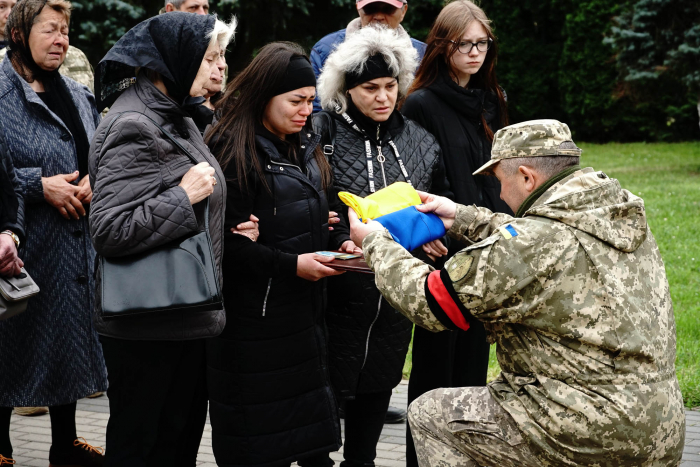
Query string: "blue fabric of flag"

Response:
xmin=375 ymin=206 xmax=446 ymax=251
xmin=506 ymin=224 xmax=518 ymax=237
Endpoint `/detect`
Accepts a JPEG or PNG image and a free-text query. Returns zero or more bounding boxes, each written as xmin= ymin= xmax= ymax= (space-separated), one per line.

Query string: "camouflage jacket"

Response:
xmin=0 ymin=46 xmax=94 ymax=93
xmin=364 ymin=167 xmax=685 ymax=466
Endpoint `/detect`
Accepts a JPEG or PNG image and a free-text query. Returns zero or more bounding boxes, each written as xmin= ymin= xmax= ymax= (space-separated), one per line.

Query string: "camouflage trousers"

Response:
xmin=408 ymin=387 xmax=540 ymax=467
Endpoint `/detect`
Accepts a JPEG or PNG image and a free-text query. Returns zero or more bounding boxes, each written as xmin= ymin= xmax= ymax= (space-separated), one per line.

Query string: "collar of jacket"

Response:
xmin=256 ymin=130 xmax=321 ymax=167
xmin=331 ymin=101 xmax=405 ymax=144
xmin=0 ymin=57 xmax=78 ymax=140
xmin=133 ymin=73 xmax=189 ymax=120
xmin=516 ymin=165 xmax=582 ymax=218
xmin=427 ymin=61 xmax=499 ymax=125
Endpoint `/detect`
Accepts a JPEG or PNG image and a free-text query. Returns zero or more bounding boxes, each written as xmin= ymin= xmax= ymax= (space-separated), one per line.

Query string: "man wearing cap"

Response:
xmin=347 ymin=119 xmax=686 ymax=466
xmin=310 ymin=0 xmax=425 ymax=113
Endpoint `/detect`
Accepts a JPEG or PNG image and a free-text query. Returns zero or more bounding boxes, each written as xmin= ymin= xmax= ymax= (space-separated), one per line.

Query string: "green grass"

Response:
xmin=405 ymin=142 xmax=700 ymax=408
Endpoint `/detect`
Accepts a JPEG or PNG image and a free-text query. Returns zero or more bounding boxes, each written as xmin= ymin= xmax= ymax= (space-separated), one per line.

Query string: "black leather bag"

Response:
xmin=98 ymin=112 xmax=222 ymax=319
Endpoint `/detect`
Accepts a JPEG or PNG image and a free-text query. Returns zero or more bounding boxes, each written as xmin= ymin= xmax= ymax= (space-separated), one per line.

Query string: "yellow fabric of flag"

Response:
xmin=338 ymin=182 xmax=422 ymax=223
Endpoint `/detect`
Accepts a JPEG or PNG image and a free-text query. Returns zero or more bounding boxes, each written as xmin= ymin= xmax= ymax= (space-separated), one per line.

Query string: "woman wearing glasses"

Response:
xmin=400 ymin=2 xmax=511 ymax=466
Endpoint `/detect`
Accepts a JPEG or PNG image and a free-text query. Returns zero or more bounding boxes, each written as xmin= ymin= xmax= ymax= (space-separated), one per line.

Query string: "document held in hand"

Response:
xmin=339 ymin=182 xmax=446 ymax=251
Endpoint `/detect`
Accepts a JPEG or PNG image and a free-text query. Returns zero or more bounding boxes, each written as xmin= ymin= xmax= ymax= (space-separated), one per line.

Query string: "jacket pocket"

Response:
xmin=262 ymin=278 xmax=272 ymax=316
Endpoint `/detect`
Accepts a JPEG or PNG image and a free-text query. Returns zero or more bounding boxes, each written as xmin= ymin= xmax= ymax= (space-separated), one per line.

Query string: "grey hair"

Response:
xmin=207 ymin=16 xmax=237 ymax=50
xmin=165 ymin=0 xmax=186 ymax=8
xmin=317 ymin=25 xmax=418 ymax=113
xmin=499 ymin=156 xmax=580 ymax=179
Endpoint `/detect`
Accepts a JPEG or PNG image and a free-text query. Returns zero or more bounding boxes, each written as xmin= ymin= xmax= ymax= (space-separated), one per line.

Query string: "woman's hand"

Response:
xmin=179 ymin=162 xmax=216 ymax=205
xmin=231 ymin=214 xmax=260 ymax=242
xmin=0 ymin=234 xmax=23 ymax=277
xmin=76 ymin=175 xmax=93 ymax=205
xmin=42 ymin=171 xmax=85 ymax=219
xmin=422 ymin=239 xmax=448 ymax=261
xmin=329 ymin=211 xmax=341 ymax=231
xmin=340 ymin=240 xmax=362 ymax=254
xmin=297 ymin=253 xmax=345 ymax=282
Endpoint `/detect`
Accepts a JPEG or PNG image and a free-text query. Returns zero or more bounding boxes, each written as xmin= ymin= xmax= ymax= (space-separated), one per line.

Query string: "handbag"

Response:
xmin=98 ymin=112 xmax=222 ymax=319
xmin=0 ymin=268 xmax=40 ymax=321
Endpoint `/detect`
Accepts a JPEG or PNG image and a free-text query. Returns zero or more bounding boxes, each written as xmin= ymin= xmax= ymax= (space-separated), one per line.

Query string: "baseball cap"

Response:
xmin=473 ymin=119 xmax=582 ymax=175
xmin=357 ymin=0 xmax=407 ymax=9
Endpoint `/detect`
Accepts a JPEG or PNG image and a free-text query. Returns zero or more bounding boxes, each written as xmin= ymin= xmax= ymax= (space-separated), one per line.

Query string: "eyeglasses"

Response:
xmin=449 ymin=38 xmax=493 ymax=54
xmin=361 ymin=3 xmax=403 ymax=15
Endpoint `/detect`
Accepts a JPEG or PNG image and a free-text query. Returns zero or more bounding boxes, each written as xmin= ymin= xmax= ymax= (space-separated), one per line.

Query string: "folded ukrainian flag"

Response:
xmin=339 ymin=182 xmax=446 ymax=251
xmin=375 ymin=206 xmax=446 ymax=251
xmin=338 ymin=182 xmax=421 ymax=223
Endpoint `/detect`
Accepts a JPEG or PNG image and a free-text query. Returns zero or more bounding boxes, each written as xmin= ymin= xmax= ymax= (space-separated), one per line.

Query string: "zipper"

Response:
xmin=377 ymin=145 xmax=388 ymax=188
xmin=262 ymin=278 xmax=272 ymax=316
xmin=360 ymin=296 xmax=383 ymax=370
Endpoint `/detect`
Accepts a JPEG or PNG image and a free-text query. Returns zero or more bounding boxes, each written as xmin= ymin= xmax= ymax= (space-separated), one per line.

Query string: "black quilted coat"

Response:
xmin=206 ymin=129 xmax=342 ymax=467
xmin=313 ymin=109 xmax=451 ymax=398
xmin=89 ymin=74 xmax=227 ymax=340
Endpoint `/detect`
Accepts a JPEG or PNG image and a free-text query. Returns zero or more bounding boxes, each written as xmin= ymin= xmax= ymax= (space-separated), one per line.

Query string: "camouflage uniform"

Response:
xmin=0 ymin=45 xmax=94 ymax=93
xmin=362 ymin=120 xmax=686 ymax=467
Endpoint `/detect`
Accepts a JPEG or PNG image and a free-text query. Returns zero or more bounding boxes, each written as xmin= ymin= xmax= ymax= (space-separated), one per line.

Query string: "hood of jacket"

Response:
xmin=525 ymin=168 xmax=648 ymax=253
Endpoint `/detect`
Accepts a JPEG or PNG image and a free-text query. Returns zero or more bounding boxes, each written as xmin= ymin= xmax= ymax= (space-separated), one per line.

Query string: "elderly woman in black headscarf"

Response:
xmin=0 ymin=1 xmax=107 ymax=465
xmin=88 ymin=12 xmax=236 ymax=466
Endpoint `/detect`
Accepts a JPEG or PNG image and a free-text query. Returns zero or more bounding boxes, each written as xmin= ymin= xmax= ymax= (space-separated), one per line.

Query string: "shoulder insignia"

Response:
xmin=498 ymin=224 xmax=518 ymax=239
xmin=447 ymin=255 xmax=474 ymax=282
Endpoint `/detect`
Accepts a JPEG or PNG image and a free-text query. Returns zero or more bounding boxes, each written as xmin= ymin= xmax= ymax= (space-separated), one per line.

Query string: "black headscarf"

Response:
xmin=96 ymin=12 xmax=215 ymax=113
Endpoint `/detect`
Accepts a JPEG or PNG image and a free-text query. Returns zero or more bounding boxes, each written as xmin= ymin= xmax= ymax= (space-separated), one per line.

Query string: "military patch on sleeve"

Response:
xmin=447 ymin=255 xmax=474 ymax=282
xmin=498 ymin=224 xmax=519 ymax=239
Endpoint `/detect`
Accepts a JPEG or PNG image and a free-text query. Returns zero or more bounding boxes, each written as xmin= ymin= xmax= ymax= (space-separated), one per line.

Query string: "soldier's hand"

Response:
xmin=416 ymin=191 xmax=457 ymax=231
xmin=348 ymin=208 xmax=384 ymax=248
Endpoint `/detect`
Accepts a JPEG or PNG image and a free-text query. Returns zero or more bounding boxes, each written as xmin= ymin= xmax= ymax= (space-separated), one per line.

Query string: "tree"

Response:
xmin=606 ymin=0 xmax=700 ymax=132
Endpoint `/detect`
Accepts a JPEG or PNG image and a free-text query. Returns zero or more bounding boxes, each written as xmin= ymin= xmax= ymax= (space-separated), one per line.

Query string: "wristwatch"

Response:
xmin=0 ymin=230 xmax=20 ymax=248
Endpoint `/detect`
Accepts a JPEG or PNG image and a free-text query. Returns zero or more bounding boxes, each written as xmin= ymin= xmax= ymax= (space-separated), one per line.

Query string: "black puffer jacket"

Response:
xmin=313 ymin=108 xmax=451 ymax=398
xmin=206 ymin=128 xmax=342 ymax=467
xmin=89 ymin=74 xmax=226 ymax=340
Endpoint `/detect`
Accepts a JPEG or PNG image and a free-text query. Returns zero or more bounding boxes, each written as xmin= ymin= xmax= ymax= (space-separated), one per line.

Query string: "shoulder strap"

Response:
xmin=103 ymin=110 xmax=211 ymax=231
xmin=319 ymin=112 xmax=336 ymax=158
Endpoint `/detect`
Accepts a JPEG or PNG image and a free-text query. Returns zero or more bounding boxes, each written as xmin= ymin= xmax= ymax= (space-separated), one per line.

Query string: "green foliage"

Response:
xmin=65 ymin=0 xmax=699 ymax=141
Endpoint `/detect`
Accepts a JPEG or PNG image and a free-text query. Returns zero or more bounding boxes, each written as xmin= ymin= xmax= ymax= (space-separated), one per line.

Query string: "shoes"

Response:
xmin=13 ymin=406 xmax=48 ymax=416
xmin=383 ymin=406 xmax=407 ymax=424
xmin=337 ymin=405 xmax=407 ymax=424
xmin=0 ymin=454 xmax=15 ymax=465
xmin=48 ymin=438 xmax=104 ymax=467
xmin=86 ymin=392 xmax=104 ymax=399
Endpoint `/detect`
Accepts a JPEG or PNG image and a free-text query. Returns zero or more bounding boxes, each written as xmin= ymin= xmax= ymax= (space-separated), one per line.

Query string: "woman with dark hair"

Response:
xmin=400 ymin=2 xmax=511 ymax=466
xmin=313 ymin=25 xmax=451 ymax=467
xmin=205 ymin=42 xmax=343 ymax=467
xmin=0 ymin=1 xmax=107 ymax=464
xmin=89 ymin=12 xmax=236 ymax=466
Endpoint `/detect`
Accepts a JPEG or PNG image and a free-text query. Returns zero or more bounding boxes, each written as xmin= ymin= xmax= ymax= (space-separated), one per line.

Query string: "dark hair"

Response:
xmin=206 ymin=42 xmax=332 ymax=192
xmin=407 ymin=0 xmax=508 ymax=141
xmin=6 ymin=0 xmax=72 ymax=83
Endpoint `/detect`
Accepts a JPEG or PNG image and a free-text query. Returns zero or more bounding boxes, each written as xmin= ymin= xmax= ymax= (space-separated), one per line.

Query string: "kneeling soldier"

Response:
xmin=349 ymin=119 xmax=686 ymax=467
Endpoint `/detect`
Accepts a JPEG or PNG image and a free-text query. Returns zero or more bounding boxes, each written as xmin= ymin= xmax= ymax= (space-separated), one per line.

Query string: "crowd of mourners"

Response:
xmin=0 ymin=0 xmax=688 ymax=466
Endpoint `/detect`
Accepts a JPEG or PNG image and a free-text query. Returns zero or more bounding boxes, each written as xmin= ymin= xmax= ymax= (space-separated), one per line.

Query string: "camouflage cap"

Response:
xmin=473 ymin=119 xmax=582 ymax=175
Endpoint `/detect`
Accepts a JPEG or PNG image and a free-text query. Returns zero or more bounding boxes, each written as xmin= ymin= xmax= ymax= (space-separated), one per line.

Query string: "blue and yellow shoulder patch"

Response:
xmin=498 ymin=224 xmax=519 ymax=240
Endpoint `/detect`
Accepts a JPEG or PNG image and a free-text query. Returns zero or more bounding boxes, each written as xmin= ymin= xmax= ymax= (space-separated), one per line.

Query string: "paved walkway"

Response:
xmin=6 ymin=381 xmax=700 ymax=466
